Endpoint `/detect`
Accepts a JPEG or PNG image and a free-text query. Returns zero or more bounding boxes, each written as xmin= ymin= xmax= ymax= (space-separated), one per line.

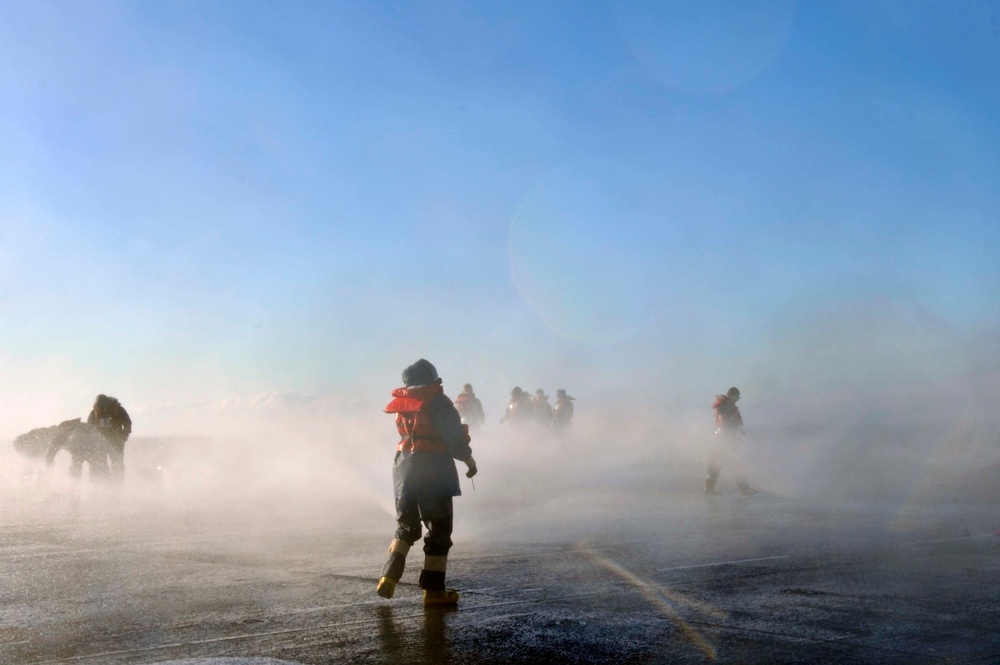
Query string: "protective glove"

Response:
xmin=465 ymin=456 xmax=478 ymax=479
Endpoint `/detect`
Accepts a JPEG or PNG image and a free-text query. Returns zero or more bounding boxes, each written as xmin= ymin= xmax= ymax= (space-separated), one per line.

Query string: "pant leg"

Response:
xmin=417 ymin=496 xmax=453 ymax=590
xmin=394 ymin=498 xmax=422 ymax=544
xmin=88 ymin=452 xmax=110 ymax=482
xmin=69 ymin=454 xmax=84 ymax=479
xmin=706 ymin=441 xmax=724 ymax=492
xmin=382 ymin=499 xmax=422 ymax=582
xmin=419 ymin=496 xmax=454 ymax=555
xmin=107 ymin=443 xmax=125 ymax=483
xmin=729 ymin=440 xmax=751 ymax=493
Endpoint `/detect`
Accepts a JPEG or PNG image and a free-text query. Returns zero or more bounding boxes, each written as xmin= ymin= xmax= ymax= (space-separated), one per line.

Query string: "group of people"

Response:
xmin=13 ymin=363 xmax=753 ymax=612
xmin=377 ymin=363 xmax=757 ymax=609
xmin=450 ymin=384 xmax=577 ymax=432
xmin=14 ymin=394 xmax=132 ymax=484
xmin=500 ymin=386 xmax=575 ymax=431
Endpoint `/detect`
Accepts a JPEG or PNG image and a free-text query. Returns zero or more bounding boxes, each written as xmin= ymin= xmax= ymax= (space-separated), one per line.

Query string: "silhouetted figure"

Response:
xmin=706 ymin=387 xmax=756 ymax=496
xmin=46 ymin=420 xmax=111 ymax=482
xmin=87 ymin=395 xmax=131 ymax=483
xmin=551 ymin=389 xmax=575 ymax=432
xmin=454 ymin=383 xmax=485 ymax=429
xmin=501 ymin=387 xmax=533 ymax=427
xmin=377 ymin=359 xmax=477 ymax=606
xmin=15 ymin=419 xmax=83 ymax=485
xmin=532 ymin=389 xmax=552 ymax=427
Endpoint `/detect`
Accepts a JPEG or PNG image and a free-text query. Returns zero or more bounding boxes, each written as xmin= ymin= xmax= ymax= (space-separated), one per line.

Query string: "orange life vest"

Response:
xmin=385 ymin=383 xmax=449 ymax=453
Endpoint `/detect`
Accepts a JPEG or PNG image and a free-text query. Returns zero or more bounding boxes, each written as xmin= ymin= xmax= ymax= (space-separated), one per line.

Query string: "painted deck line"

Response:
xmin=898 ymin=534 xmax=995 ymax=547
xmin=657 ymin=555 xmax=791 ymax=572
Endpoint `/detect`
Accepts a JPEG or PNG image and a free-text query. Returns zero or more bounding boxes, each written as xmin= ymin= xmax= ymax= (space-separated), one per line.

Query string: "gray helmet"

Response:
xmin=402 ymin=359 xmax=439 ymax=387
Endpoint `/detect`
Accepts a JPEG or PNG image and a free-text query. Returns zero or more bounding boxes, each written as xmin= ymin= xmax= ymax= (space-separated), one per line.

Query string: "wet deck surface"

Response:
xmin=1 ymin=487 xmax=999 ymax=665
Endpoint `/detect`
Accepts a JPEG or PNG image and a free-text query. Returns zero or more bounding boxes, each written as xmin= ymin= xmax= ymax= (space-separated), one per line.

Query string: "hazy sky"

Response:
xmin=1 ymin=1 xmax=998 ymax=436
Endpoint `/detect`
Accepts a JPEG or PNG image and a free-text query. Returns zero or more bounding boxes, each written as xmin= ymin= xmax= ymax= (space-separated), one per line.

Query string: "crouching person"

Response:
xmin=378 ymin=359 xmax=477 ymax=606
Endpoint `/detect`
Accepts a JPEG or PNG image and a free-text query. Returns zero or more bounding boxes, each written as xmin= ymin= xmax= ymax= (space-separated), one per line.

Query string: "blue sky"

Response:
xmin=1 ymin=1 xmax=998 ymax=435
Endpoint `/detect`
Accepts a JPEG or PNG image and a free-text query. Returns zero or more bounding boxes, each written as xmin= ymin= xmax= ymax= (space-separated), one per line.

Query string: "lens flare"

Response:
xmin=615 ymin=0 xmax=798 ymax=94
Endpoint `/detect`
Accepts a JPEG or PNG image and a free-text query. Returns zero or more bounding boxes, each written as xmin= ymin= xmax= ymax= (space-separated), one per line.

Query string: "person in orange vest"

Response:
xmin=706 ymin=387 xmax=757 ymax=496
xmin=454 ymin=383 xmax=485 ymax=429
xmin=377 ymin=359 xmax=477 ymax=606
xmin=500 ymin=386 xmax=533 ymax=427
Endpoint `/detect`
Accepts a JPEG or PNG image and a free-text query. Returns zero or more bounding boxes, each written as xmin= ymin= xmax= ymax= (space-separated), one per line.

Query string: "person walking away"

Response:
xmin=88 ymin=395 xmax=131 ymax=483
xmin=500 ymin=387 xmax=533 ymax=427
xmin=551 ymin=389 xmax=575 ymax=432
xmin=706 ymin=387 xmax=757 ymax=496
xmin=377 ymin=359 xmax=477 ymax=606
xmin=454 ymin=383 xmax=485 ymax=429
xmin=532 ymin=389 xmax=553 ymax=427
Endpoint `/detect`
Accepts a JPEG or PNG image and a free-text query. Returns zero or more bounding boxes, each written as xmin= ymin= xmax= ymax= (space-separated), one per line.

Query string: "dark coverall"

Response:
xmin=88 ymin=397 xmax=131 ymax=482
xmin=382 ymin=383 xmax=473 ymax=591
xmin=502 ymin=391 xmax=534 ymax=428
xmin=533 ymin=395 xmax=553 ymax=427
xmin=551 ymin=395 xmax=575 ymax=432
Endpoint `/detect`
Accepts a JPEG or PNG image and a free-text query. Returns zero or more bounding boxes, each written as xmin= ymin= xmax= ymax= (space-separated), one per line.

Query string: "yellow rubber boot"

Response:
xmin=376 ymin=539 xmax=410 ymax=599
xmin=423 ymin=588 xmax=460 ymax=606
xmin=376 ymin=577 xmax=397 ymax=599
